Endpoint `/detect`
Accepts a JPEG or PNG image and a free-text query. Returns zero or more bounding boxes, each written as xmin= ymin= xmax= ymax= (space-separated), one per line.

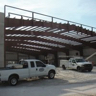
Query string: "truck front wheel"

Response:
xmin=88 ymin=69 xmax=92 ymax=72
xmin=8 ymin=76 xmax=18 ymax=86
xmin=48 ymin=71 xmax=55 ymax=79
xmin=77 ymin=66 xmax=82 ymax=72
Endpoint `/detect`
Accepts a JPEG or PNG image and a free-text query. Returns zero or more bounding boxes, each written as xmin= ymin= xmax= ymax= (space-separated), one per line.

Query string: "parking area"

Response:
xmin=56 ymin=66 xmax=96 ymax=83
xmin=0 ymin=67 xmax=96 ymax=96
xmin=0 ymin=67 xmax=96 ymax=87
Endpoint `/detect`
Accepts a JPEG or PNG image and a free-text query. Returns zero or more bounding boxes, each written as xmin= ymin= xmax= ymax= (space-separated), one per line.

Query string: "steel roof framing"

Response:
xmin=4 ymin=5 xmax=96 ymax=55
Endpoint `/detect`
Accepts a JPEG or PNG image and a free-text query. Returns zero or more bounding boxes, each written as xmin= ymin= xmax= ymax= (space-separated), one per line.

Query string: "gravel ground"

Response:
xmin=56 ymin=66 xmax=96 ymax=83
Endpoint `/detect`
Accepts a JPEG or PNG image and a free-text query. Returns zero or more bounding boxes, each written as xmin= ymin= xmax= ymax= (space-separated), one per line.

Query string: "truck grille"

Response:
xmin=83 ymin=64 xmax=92 ymax=67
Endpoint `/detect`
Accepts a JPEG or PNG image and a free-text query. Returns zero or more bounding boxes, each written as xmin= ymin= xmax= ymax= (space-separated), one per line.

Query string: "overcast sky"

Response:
xmin=0 ymin=0 xmax=96 ymax=28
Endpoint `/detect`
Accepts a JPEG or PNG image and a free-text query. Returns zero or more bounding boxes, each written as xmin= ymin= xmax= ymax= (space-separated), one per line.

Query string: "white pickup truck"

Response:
xmin=0 ymin=59 xmax=56 ymax=86
xmin=60 ymin=57 xmax=93 ymax=72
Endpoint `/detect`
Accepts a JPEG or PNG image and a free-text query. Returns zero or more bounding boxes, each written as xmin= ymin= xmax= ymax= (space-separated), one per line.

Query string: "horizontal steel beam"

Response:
xmin=6 ymin=41 xmax=67 ymax=52
xmin=5 ymin=36 xmax=81 ymax=50
xmin=5 ymin=30 xmax=96 ymax=49
xmin=7 ymin=47 xmax=58 ymax=54
xmin=5 ymin=18 xmax=96 ymax=36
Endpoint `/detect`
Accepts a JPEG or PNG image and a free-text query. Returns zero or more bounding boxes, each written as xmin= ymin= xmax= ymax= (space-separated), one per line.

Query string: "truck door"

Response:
xmin=19 ymin=61 xmax=29 ymax=78
xmin=35 ymin=61 xmax=47 ymax=76
xmin=71 ymin=59 xmax=77 ymax=69
xmin=29 ymin=61 xmax=38 ymax=77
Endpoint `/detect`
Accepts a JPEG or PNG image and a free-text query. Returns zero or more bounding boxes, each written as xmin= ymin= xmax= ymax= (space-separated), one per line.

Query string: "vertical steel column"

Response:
xmin=51 ymin=17 xmax=53 ymax=28
xmin=80 ymin=24 xmax=82 ymax=34
xmin=54 ymin=52 xmax=58 ymax=67
xmin=67 ymin=21 xmax=69 ymax=32
xmin=91 ymin=27 xmax=93 ymax=36
xmin=32 ymin=12 xmax=34 ymax=26
xmin=17 ymin=52 xmax=19 ymax=63
xmin=32 ymin=12 xmax=34 ymax=19
xmin=35 ymin=55 xmax=39 ymax=59
xmin=65 ymin=49 xmax=69 ymax=56
xmin=4 ymin=5 xmax=6 ymax=67
xmin=91 ymin=27 xmax=93 ymax=32
xmin=79 ymin=47 xmax=83 ymax=56
xmin=28 ymin=55 xmax=30 ymax=59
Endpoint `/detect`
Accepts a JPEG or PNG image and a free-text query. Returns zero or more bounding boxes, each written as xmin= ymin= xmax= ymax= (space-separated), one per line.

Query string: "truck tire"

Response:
xmin=8 ymin=76 xmax=18 ymax=86
xmin=62 ymin=65 xmax=66 ymax=70
xmin=88 ymin=69 xmax=92 ymax=72
xmin=77 ymin=66 xmax=82 ymax=72
xmin=48 ymin=71 xmax=55 ymax=79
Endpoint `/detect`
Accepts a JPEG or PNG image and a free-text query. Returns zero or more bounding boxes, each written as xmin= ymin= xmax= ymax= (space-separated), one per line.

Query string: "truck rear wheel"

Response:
xmin=62 ymin=65 xmax=66 ymax=70
xmin=8 ymin=76 xmax=18 ymax=86
xmin=48 ymin=71 xmax=55 ymax=79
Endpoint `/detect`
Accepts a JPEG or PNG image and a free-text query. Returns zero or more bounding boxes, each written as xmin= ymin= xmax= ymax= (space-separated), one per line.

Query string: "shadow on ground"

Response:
xmin=0 ymin=77 xmax=68 ymax=87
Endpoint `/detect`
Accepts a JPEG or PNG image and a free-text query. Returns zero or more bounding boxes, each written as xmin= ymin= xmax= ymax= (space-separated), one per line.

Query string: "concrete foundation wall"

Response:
xmin=0 ymin=12 xmax=4 ymax=67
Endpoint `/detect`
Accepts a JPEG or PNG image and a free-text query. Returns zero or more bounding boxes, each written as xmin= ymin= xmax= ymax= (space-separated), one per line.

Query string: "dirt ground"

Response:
xmin=0 ymin=67 xmax=96 ymax=86
xmin=0 ymin=67 xmax=96 ymax=96
xmin=56 ymin=66 xmax=96 ymax=84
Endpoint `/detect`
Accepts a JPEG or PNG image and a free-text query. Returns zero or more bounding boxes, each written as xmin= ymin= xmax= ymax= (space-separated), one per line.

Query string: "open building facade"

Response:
xmin=0 ymin=5 xmax=96 ymax=67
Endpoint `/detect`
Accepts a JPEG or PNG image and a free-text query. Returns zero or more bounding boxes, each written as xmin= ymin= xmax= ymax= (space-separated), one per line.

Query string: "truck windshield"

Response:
xmin=75 ymin=59 xmax=86 ymax=62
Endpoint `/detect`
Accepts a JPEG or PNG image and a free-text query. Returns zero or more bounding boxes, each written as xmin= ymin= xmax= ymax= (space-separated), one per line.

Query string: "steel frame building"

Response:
xmin=1 ymin=5 xmax=96 ymax=67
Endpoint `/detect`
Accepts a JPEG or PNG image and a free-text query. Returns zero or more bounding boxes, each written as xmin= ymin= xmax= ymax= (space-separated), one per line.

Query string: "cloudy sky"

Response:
xmin=0 ymin=0 xmax=96 ymax=28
